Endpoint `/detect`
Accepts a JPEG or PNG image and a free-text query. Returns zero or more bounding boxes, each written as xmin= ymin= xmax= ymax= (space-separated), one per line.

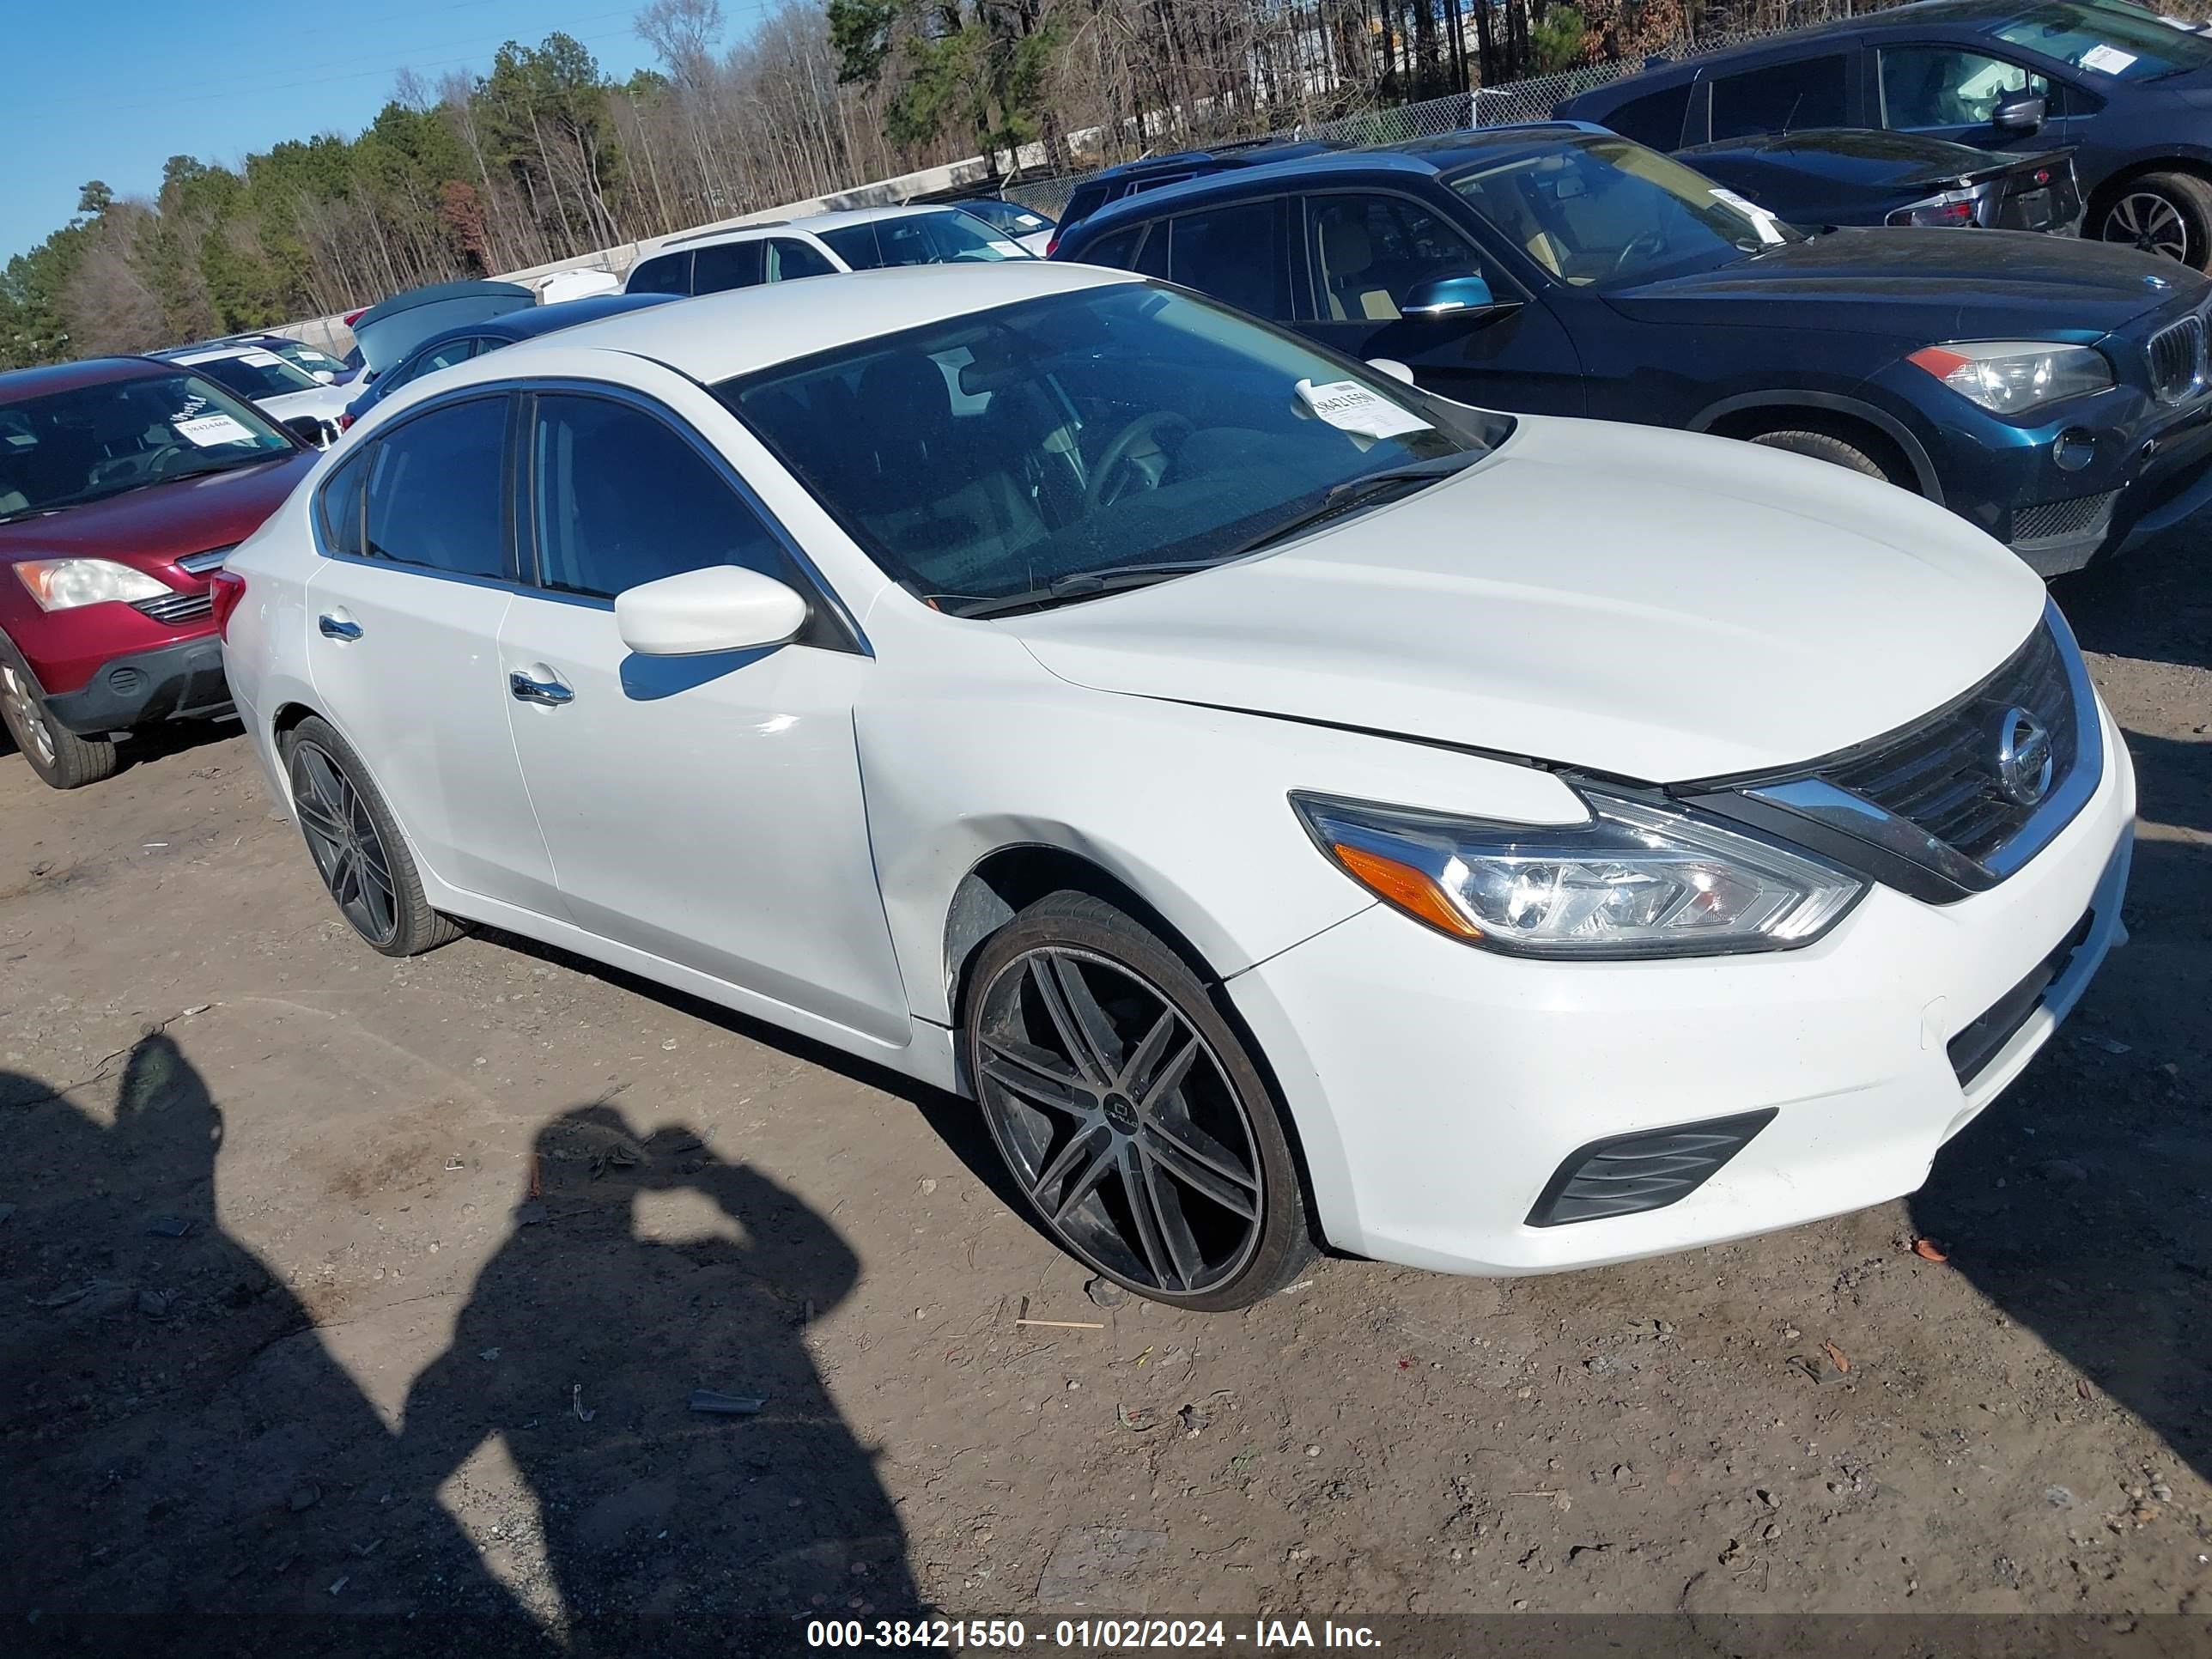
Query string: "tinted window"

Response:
xmin=1133 ymin=222 xmax=1171 ymax=278
xmin=1168 ymin=200 xmax=1288 ymax=318
xmin=1062 ymin=180 xmax=1114 ymax=226
xmin=317 ymin=447 xmax=371 ymax=557
xmin=362 ymin=396 xmax=509 ymax=579
xmin=1709 ymin=54 xmax=1849 ymax=140
xmin=179 ymin=349 xmax=321 ymax=402
xmin=398 ymin=337 xmax=479 ymax=387
xmin=627 ymin=250 xmax=693 ymax=296
xmin=1073 ymin=225 xmax=1144 ymax=268
xmin=0 ymin=371 xmax=292 ymax=521
xmin=693 ymin=239 xmax=764 ymax=295
xmin=819 ymin=210 xmax=1026 ymax=270
xmin=1306 ymin=194 xmax=1486 ymax=322
xmin=1881 ymin=47 xmax=2050 ymax=129
xmin=1604 ymin=83 xmax=1694 ymax=149
xmin=766 ymin=238 xmax=836 ymax=281
xmin=529 ymin=393 xmax=790 ymax=600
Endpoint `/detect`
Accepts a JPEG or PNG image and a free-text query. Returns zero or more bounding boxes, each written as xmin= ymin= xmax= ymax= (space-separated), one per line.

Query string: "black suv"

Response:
xmin=1051 ymin=127 xmax=2212 ymax=577
xmin=1559 ymin=0 xmax=2212 ymax=268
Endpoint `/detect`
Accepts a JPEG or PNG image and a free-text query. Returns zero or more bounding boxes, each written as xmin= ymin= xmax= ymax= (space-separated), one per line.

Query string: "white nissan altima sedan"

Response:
xmin=215 ymin=261 xmax=2134 ymax=1309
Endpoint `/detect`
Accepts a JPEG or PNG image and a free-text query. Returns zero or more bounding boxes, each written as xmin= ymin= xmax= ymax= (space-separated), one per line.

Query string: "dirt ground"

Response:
xmin=2 ymin=527 xmax=2209 ymax=1652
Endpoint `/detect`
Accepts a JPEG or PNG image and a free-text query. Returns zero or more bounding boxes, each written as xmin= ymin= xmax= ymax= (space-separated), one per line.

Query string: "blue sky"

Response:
xmin=0 ymin=0 xmax=707 ymax=263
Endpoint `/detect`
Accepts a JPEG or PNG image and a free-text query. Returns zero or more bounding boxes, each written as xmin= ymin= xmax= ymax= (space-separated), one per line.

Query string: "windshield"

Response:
xmin=265 ymin=340 xmax=349 ymax=378
xmin=818 ymin=210 xmax=1032 ymax=270
xmin=1449 ymin=134 xmax=1798 ymax=289
xmin=175 ymin=347 xmax=321 ymax=402
xmin=722 ymin=284 xmax=1496 ymax=609
xmin=0 ymin=371 xmax=293 ymax=521
xmin=965 ymin=198 xmax=1055 ymax=235
xmin=1990 ymin=1 xmax=2212 ymax=80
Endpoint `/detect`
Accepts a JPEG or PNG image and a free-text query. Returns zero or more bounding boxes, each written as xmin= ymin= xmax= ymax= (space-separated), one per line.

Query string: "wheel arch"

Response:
xmin=1692 ymin=390 xmax=1941 ymax=501
xmin=2085 ymin=153 xmax=2212 ymax=215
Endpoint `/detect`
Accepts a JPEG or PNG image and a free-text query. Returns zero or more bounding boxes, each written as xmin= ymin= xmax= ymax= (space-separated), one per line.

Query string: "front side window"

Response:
xmin=0 ymin=371 xmax=293 ymax=523
xmin=1989 ymin=0 xmax=2212 ymax=81
xmin=1708 ymin=54 xmax=1850 ymax=140
xmin=362 ymin=396 xmax=509 ymax=580
xmin=1304 ymin=194 xmax=1488 ymax=322
xmin=725 ymin=284 xmax=1496 ymax=611
xmin=1449 ymin=134 xmax=1797 ymax=288
xmin=692 ymin=239 xmax=765 ymax=295
xmin=818 ymin=210 xmax=1028 ymax=270
xmin=765 ymin=238 xmax=836 ymax=282
xmin=627 ymin=250 xmax=693 ymax=296
xmin=400 ymin=337 xmax=481 ymax=386
xmin=1168 ymin=200 xmax=1289 ymax=318
xmin=175 ymin=348 xmax=323 ymax=403
xmin=528 ymin=392 xmax=791 ymax=601
xmin=1881 ymin=46 xmax=2051 ymax=128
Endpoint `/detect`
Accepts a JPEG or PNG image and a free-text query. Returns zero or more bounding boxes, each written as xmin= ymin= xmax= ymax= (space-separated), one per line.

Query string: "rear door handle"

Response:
xmin=318 ymin=614 xmax=362 ymax=641
xmin=509 ymin=670 xmax=574 ymax=707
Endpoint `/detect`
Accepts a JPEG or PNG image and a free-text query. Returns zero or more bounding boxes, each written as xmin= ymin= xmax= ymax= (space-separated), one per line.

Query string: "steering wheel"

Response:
xmin=1085 ymin=412 xmax=1194 ymax=511
xmin=89 ymin=442 xmax=186 ymax=489
xmin=1612 ymin=230 xmax=1669 ymax=276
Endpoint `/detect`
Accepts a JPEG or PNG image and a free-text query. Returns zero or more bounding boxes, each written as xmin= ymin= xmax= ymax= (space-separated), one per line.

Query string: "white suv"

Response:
xmin=216 ymin=263 xmax=2133 ymax=1310
xmin=624 ymin=204 xmax=1032 ymax=299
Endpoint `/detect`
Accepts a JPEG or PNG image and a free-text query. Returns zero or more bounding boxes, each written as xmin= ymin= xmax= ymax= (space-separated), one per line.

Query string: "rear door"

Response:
xmin=303 ymin=392 xmax=562 ymax=915
xmin=1291 ymin=188 xmax=1587 ymax=416
xmin=495 ymin=384 xmax=908 ymax=1042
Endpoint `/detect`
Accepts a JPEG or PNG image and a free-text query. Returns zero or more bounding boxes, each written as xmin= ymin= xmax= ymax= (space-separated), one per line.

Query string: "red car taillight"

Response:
xmin=337 ymin=411 xmax=355 ymax=433
xmin=209 ymin=568 xmax=248 ymax=641
xmin=1045 ymin=230 xmax=1060 ymax=258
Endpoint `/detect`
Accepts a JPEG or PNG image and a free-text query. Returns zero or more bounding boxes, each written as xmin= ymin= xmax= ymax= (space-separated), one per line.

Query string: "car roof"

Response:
xmin=1065 ymin=125 xmax=1598 ymax=237
xmin=0 ymin=356 xmax=179 ymax=404
xmin=458 ymin=262 xmax=1138 ymax=386
xmin=476 ymin=291 xmax=679 ymax=341
xmin=656 ymin=203 xmax=981 ymax=255
xmin=1595 ymin=0 xmax=2016 ymax=86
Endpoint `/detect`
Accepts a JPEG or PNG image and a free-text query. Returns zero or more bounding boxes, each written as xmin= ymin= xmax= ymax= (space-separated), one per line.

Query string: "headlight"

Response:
xmin=1907 ymin=341 xmax=2113 ymax=413
xmin=13 ymin=558 xmax=171 ymax=612
xmin=1291 ymin=788 xmax=1862 ymax=959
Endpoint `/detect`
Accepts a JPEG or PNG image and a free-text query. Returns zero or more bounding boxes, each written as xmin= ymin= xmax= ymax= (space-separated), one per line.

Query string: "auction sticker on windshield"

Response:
xmin=173 ymin=413 xmax=255 ymax=447
xmin=1710 ymin=188 xmax=1786 ymax=245
xmin=2080 ymin=43 xmax=2139 ymax=74
xmin=1295 ymin=379 xmax=1431 ymax=441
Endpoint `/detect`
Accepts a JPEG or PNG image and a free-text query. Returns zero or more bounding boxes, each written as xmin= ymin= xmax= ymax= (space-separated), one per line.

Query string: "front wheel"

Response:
xmin=1747 ymin=428 xmax=1890 ymax=481
xmin=0 ymin=650 xmax=118 ymax=790
xmin=963 ymin=891 xmax=1313 ymax=1310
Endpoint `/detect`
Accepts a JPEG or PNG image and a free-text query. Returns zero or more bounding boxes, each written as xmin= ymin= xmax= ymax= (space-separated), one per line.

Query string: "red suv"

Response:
xmin=0 ymin=358 xmax=315 ymax=788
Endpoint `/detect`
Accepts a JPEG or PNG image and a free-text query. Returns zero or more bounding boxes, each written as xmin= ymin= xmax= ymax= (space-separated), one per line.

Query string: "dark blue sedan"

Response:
xmin=1559 ymin=0 xmax=2212 ymax=269
xmin=1050 ymin=127 xmax=2212 ymax=576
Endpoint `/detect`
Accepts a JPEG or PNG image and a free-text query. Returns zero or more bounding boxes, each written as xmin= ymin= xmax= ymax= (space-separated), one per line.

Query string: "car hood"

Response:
xmin=258 ymin=383 xmax=355 ymax=422
xmin=1607 ymin=225 xmax=2201 ymax=336
xmin=0 ymin=452 xmax=314 ymax=566
xmin=1002 ymin=416 xmax=2046 ymax=784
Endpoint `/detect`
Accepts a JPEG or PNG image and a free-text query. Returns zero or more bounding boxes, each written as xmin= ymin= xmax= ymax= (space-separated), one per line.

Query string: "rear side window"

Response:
xmin=317 ymin=447 xmax=371 ymax=557
xmin=528 ymin=393 xmax=793 ymax=601
xmin=1072 ymin=225 xmax=1144 ymax=268
xmin=1603 ymin=82 xmax=1693 ymax=149
xmin=1709 ymin=54 xmax=1849 ymax=140
xmin=1167 ymin=200 xmax=1288 ymax=319
xmin=362 ymin=396 xmax=510 ymax=580
xmin=692 ymin=239 xmax=764 ymax=295
xmin=766 ymin=238 xmax=836 ymax=281
xmin=627 ymin=250 xmax=693 ymax=296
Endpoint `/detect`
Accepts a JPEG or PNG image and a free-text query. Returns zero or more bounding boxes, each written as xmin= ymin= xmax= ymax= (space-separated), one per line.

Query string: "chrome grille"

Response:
xmin=1817 ymin=621 xmax=2079 ymax=867
xmin=177 ymin=544 xmax=236 ymax=574
xmin=2148 ymin=310 xmax=2208 ymax=405
xmin=134 ymin=590 xmax=214 ymax=625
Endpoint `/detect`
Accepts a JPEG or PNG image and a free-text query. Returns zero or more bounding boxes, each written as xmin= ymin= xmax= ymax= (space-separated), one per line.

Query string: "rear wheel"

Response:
xmin=1747 ymin=428 xmax=1890 ymax=481
xmin=2096 ymin=172 xmax=2212 ymax=269
xmin=963 ymin=891 xmax=1312 ymax=1310
xmin=280 ymin=715 xmax=460 ymax=957
xmin=0 ymin=649 xmax=118 ymax=790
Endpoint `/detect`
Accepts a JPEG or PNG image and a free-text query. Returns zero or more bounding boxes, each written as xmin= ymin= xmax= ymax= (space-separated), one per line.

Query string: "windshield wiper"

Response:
xmin=1225 ymin=453 xmax=1480 ymax=559
xmin=944 ymin=559 xmax=1232 ymax=618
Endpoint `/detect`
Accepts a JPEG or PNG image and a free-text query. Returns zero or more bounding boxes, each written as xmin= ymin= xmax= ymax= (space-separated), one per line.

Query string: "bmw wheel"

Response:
xmin=963 ymin=891 xmax=1312 ymax=1310
xmin=281 ymin=715 xmax=461 ymax=957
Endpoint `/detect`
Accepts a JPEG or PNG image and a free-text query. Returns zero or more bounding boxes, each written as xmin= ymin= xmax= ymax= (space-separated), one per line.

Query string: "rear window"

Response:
xmin=1602 ymin=82 xmax=1694 ymax=149
xmin=818 ymin=211 xmax=1028 ymax=270
xmin=627 ymin=250 xmax=692 ymax=296
xmin=1708 ymin=53 xmax=1850 ymax=140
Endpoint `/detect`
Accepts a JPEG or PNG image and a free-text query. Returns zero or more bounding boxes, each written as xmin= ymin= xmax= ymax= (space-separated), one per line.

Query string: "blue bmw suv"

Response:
xmin=1052 ymin=127 xmax=2212 ymax=575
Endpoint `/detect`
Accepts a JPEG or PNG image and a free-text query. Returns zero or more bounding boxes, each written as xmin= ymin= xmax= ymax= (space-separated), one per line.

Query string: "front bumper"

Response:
xmin=1229 ymin=700 xmax=2135 ymax=1276
xmin=45 ymin=634 xmax=232 ymax=735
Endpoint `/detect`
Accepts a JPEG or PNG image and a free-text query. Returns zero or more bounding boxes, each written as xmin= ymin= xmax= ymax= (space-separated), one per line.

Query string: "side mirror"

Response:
xmin=1992 ymin=89 xmax=2046 ymax=132
xmin=1366 ymin=358 xmax=1417 ymax=386
xmin=282 ymin=415 xmax=331 ymax=448
xmin=617 ymin=565 xmax=808 ymax=657
xmin=1401 ymin=274 xmax=1505 ymax=319
xmin=312 ymin=369 xmax=337 ymax=384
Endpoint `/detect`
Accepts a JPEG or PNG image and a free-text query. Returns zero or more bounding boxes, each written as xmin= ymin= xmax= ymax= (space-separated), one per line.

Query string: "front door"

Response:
xmin=1292 ymin=191 xmax=1588 ymax=416
xmin=1874 ymin=42 xmax=2071 ymax=151
xmin=496 ymin=386 xmax=909 ymax=1044
xmin=303 ymin=392 xmax=561 ymax=915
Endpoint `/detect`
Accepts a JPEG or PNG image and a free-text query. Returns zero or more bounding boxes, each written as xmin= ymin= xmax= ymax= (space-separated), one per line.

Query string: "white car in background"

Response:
xmin=156 ymin=343 xmax=354 ymax=445
xmin=216 ymin=263 xmax=2130 ymax=1310
xmin=623 ymin=204 xmax=1032 ymax=298
xmin=941 ymin=195 xmax=1059 ymax=256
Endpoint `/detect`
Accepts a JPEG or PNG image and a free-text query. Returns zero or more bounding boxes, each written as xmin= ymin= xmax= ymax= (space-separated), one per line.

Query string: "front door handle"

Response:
xmin=509 ymin=670 xmax=574 ymax=707
xmin=318 ymin=614 xmax=362 ymax=641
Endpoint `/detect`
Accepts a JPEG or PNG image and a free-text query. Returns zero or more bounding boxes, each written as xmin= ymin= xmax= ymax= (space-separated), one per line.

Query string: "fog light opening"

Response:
xmin=2053 ymin=429 xmax=2098 ymax=473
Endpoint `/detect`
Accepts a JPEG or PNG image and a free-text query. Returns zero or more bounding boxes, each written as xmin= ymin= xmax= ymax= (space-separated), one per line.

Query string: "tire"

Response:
xmin=1747 ymin=428 xmax=1889 ymax=481
xmin=0 ymin=645 xmax=118 ymax=790
xmin=278 ymin=714 xmax=462 ymax=957
xmin=2095 ymin=171 xmax=2212 ymax=270
xmin=962 ymin=890 xmax=1313 ymax=1310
